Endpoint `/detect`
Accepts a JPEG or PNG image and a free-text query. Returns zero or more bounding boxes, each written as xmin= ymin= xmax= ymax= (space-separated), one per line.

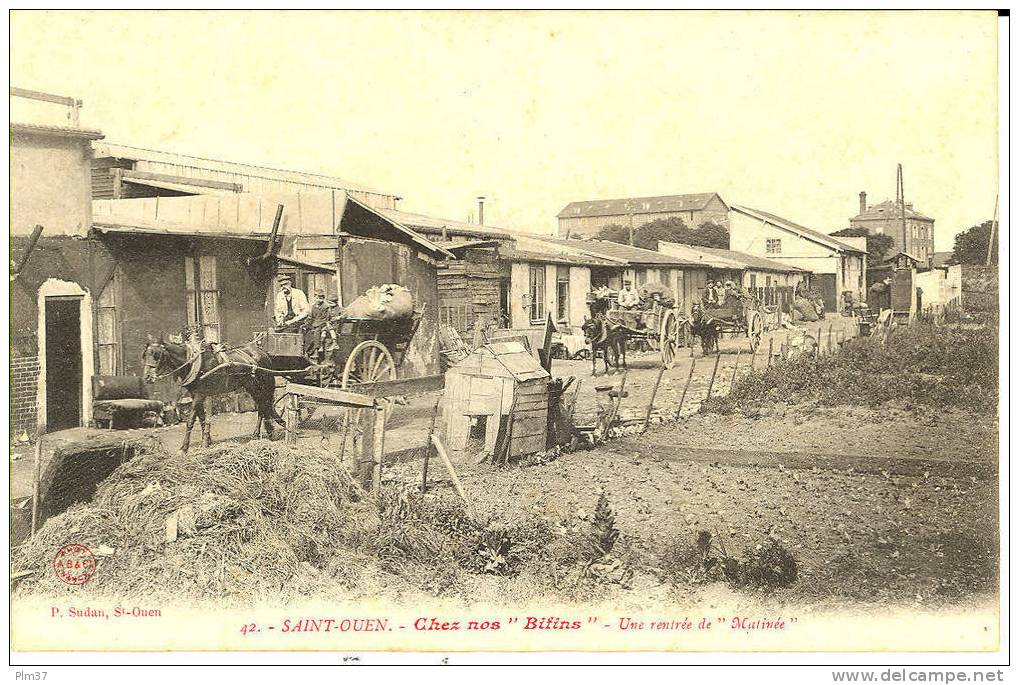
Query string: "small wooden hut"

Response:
xmin=444 ymin=341 xmax=550 ymax=458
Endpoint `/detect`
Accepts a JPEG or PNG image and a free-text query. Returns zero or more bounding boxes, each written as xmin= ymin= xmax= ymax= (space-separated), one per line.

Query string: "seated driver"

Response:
xmin=273 ymin=274 xmax=310 ymax=333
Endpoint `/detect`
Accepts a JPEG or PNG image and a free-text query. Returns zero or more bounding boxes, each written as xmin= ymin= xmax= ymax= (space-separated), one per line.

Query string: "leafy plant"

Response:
xmin=587 ymin=492 xmax=620 ymax=560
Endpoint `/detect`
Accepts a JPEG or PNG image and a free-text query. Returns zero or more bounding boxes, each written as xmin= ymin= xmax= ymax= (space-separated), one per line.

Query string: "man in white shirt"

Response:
xmin=273 ymin=274 xmax=310 ymax=332
xmin=617 ymin=281 xmax=640 ymax=309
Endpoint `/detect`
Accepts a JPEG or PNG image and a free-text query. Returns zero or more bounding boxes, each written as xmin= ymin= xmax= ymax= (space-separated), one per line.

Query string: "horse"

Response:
xmin=581 ymin=313 xmax=627 ymax=375
xmin=690 ymin=304 xmax=721 ymax=355
xmin=142 ymin=335 xmax=285 ymax=453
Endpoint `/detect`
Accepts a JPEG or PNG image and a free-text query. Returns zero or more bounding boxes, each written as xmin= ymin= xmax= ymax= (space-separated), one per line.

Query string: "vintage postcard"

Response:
xmin=7 ymin=9 xmax=1005 ymax=665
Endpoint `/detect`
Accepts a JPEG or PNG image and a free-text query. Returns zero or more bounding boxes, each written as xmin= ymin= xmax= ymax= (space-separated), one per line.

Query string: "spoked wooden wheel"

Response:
xmin=659 ymin=310 xmax=680 ymax=369
xmin=747 ymin=311 xmax=764 ymax=352
xmin=341 ymin=340 xmax=396 ymax=388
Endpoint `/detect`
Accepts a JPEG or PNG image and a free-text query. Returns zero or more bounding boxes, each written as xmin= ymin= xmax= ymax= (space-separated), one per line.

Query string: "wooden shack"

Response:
xmin=444 ymin=341 xmax=550 ymax=458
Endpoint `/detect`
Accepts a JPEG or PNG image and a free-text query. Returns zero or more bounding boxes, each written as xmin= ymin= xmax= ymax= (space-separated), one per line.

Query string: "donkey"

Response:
xmin=581 ymin=313 xmax=627 ymax=376
xmin=142 ymin=335 xmax=284 ymax=453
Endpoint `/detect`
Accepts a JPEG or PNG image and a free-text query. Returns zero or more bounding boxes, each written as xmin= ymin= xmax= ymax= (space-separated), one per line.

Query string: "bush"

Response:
xmin=701 ymin=323 xmax=997 ymax=415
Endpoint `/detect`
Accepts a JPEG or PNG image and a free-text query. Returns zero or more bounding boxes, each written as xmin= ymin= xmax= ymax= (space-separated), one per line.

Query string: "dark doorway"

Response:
xmin=499 ymin=278 xmax=510 ymax=328
xmin=45 ymin=297 xmax=83 ymax=431
xmin=815 ymin=274 xmax=838 ymax=312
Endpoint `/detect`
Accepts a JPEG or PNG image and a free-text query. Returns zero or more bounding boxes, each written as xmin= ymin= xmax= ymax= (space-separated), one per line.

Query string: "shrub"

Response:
xmin=701 ymin=323 xmax=997 ymax=415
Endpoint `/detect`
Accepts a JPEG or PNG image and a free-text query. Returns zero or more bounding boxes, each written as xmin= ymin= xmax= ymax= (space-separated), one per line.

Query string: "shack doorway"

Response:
xmin=815 ymin=274 xmax=837 ymax=312
xmin=44 ymin=296 xmax=83 ymax=431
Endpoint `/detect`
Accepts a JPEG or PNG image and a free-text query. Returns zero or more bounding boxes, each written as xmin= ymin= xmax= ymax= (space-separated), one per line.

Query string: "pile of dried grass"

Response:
xmin=13 ymin=440 xmax=374 ymax=601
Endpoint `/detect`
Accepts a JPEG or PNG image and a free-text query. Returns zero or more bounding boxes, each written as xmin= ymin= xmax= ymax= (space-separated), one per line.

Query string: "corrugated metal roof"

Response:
xmin=732 ymin=205 xmax=867 ymax=254
xmin=535 ymin=236 xmax=707 ymax=267
xmin=851 ymin=199 xmax=934 ymax=222
xmin=94 ymin=141 xmax=389 ymax=196
xmin=657 ymin=241 xmax=806 ymax=273
xmin=557 ymin=192 xmax=725 ymax=219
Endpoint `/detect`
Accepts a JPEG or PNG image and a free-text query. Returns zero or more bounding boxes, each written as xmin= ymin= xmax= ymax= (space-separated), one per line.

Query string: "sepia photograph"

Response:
xmin=7 ymin=8 xmax=1006 ymax=668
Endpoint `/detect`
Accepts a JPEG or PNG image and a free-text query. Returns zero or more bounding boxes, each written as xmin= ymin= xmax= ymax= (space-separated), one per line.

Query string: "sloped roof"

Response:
xmin=882 ymin=250 xmax=923 ymax=265
xmin=732 ymin=205 xmax=867 ymax=254
xmin=376 ymin=208 xmax=513 ymax=240
xmin=931 ymin=251 xmax=954 ymax=268
xmin=557 ymin=192 xmax=726 ymax=219
xmin=505 ymin=234 xmax=621 ymax=267
xmin=536 ymin=237 xmax=706 ymax=268
xmin=852 ymin=199 xmax=934 ymax=222
xmin=454 ymin=341 xmax=550 ymax=382
xmin=93 ymin=141 xmax=389 ymax=196
xmin=657 ymin=241 xmax=805 ymax=273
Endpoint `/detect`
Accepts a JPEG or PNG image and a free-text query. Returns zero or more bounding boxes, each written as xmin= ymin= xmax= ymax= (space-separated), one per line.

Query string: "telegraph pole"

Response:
xmin=986 ymin=195 xmax=998 ymax=267
xmin=897 ymin=164 xmax=907 ymax=255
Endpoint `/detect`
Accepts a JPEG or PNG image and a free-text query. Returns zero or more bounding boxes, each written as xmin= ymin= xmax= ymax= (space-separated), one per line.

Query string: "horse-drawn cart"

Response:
xmin=691 ymin=298 xmax=764 ymax=355
xmin=606 ymin=301 xmax=688 ymax=369
xmin=257 ymin=307 xmax=425 ymax=389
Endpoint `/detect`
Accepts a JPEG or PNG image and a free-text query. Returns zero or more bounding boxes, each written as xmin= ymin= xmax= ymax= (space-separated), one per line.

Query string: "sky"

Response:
xmin=11 ymin=11 xmax=1000 ymax=249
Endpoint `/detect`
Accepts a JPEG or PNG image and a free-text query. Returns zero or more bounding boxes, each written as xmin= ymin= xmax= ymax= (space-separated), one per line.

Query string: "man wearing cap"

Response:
xmin=273 ymin=274 xmax=310 ymax=332
xmin=304 ymin=289 xmax=332 ymax=358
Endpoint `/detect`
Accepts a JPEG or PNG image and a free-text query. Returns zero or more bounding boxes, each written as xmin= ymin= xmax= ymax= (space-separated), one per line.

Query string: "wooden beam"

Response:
xmin=121 ymin=169 xmax=243 ymax=193
xmin=284 ymin=382 xmax=375 ymax=408
xmin=345 ymin=373 xmax=445 ymax=398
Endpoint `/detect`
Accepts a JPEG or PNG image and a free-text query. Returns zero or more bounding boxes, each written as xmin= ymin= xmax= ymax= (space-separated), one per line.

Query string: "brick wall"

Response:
xmin=11 ymin=354 xmax=40 ymax=436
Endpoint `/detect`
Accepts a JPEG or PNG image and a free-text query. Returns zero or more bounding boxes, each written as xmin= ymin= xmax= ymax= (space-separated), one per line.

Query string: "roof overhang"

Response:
xmin=274 ymin=254 xmax=336 ymax=273
xmin=11 ymin=122 xmax=104 ymax=140
xmin=92 ymin=221 xmax=268 ymax=242
xmin=340 ymin=195 xmax=453 ymax=260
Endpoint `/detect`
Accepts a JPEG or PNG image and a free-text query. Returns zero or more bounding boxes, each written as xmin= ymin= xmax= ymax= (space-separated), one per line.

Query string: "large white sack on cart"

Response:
xmin=342 ymin=284 xmax=415 ymax=320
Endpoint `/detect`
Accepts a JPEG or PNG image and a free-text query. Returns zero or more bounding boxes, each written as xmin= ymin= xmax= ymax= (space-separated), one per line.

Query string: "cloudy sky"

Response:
xmin=12 ymin=11 xmax=999 ymax=248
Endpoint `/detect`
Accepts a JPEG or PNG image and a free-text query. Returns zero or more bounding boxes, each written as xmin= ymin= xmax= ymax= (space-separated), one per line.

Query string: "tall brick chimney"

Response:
xmin=859 ymin=191 xmax=867 ymax=215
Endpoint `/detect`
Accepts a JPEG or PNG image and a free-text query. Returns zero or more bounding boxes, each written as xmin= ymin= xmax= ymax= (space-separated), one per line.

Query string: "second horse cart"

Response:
xmin=606 ymin=301 xmax=689 ymax=369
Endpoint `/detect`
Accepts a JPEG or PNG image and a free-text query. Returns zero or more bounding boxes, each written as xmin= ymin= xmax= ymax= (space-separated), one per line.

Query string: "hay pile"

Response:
xmin=13 ymin=441 xmax=374 ymax=601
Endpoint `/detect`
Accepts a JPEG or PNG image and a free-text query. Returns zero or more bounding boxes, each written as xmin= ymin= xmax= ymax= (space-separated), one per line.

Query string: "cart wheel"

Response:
xmin=747 ymin=311 xmax=764 ymax=352
xmin=341 ymin=340 xmax=397 ymax=388
xmin=659 ymin=310 xmax=679 ymax=369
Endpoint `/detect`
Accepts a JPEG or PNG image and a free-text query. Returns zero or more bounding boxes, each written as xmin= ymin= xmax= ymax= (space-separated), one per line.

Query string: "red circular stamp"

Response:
xmin=53 ymin=544 xmax=97 ymax=585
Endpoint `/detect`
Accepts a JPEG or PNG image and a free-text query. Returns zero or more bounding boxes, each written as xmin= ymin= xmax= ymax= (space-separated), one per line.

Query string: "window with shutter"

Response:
xmin=97 ymin=273 xmax=119 ymax=375
xmin=184 ymin=253 xmax=221 ymax=343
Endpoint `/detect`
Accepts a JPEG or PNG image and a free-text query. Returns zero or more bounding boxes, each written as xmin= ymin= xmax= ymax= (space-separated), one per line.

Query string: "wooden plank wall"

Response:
xmin=437 ymin=248 xmax=502 ymax=337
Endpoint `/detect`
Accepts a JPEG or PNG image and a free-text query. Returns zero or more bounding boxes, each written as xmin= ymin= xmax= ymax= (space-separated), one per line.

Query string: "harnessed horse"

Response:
xmin=581 ymin=312 xmax=627 ymax=376
xmin=142 ymin=335 xmax=284 ymax=453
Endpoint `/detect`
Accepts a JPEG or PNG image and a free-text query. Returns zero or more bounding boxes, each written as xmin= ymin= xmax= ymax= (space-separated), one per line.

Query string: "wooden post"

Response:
xmin=767 ymin=338 xmax=774 ymax=368
xmin=817 ymin=326 xmax=824 ymax=356
xmin=285 ymin=394 xmax=299 ymax=446
xmin=372 ymin=401 xmax=387 ymax=493
xmin=30 ymin=426 xmax=44 ymax=536
xmin=729 ymin=349 xmax=741 ymax=390
xmin=642 ymin=364 xmax=668 ymax=432
xmin=432 ymin=434 xmax=472 ymax=511
xmin=706 ymin=351 xmax=722 ymax=400
xmin=784 ymin=333 xmax=791 ymax=360
xmin=358 ymin=407 xmax=377 ymax=490
xmin=827 ymin=323 xmax=834 ymax=355
xmin=677 ymin=356 xmax=697 ymax=417
xmin=421 ymin=396 xmax=441 ymax=494
xmin=749 ymin=346 xmax=758 ymax=373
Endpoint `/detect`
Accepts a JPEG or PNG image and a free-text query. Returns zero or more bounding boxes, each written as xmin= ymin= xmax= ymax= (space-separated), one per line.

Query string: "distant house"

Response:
xmin=530 ymin=237 xmax=711 ymax=316
xmin=729 ymin=205 xmax=868 ymax=309
xmin=878 ymin=251 xmax=924 ymax=271
xmin=850 ymin=191 xmax=935 ymax=265
xmin=90 ymin=141 xmax=399 ymax=211
xmin=656 ymin=241 xmax=806 ymax=316
xmin=556 ymin=192 xmax=729 ymax=238
xmin=374 ymin=209 xmax=617 ymax=339
xmin=931 ymin=251 xmax=954 ymax=268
